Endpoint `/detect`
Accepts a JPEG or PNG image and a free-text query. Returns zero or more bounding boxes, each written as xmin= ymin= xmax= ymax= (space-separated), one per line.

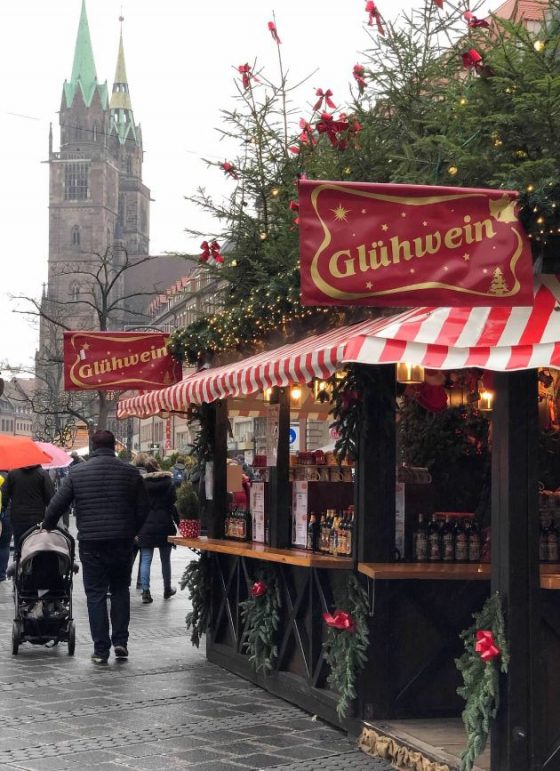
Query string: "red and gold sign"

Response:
xmin=63 ymin=331 xmax=182 ymax=392
xmin=299 ymin=180 xmax=533 ymax=307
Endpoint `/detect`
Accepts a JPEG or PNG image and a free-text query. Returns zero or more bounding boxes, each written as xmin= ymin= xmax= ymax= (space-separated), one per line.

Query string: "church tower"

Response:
xmin=45 ymin=0 xmax=150 ymax=319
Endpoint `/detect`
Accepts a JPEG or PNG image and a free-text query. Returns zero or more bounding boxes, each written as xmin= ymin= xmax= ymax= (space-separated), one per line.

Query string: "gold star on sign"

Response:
xmin=82 ymin=342 xmax=90 ymax=350
xmin=381 ymin=224 xmax=389 ymax=232
xmin=422 ymin=221 xmax=428 ymax=227
xmin=366 ymin=282 xmax=373 ymax=289
xmin=462 ymin=253 xmax=470 ymax=261
xmin=361 ymin=209 xmax=367 ymax=214
xmin=401 ymin=212 xmax=407 ymax=218
xmin=332 ymin=205 xmax=350 ymax=222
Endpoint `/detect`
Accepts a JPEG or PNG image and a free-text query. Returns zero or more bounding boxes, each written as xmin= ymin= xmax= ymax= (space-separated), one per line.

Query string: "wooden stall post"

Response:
xmin=356 ymin=364 xmax=396 ymax=563
xmin=208 ymin=399 xmax=228 ymax=539
xmin=268 ymin=386 xmax=291 ymax=548
xmin=491 ymin=370 xmax=542 ymax=770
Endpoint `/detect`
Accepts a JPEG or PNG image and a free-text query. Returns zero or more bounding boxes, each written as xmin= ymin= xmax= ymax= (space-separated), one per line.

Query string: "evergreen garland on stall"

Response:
xmin=456 ymin=592 xmax=509 ymax=771
xmin=323 ymin=574 xmax=370 ymax=719
xmin=179 ymin=552 xmax=212 ymax=648
xmin=240 ymin=567 xmax=281 ymax=675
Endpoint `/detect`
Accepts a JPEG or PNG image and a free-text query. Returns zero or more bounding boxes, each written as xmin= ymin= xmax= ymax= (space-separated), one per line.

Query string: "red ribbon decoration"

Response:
xmin=299 ymin=118 xmax=316 ymax=146
xmin=238 ymin=63 xmax=257 ymax=90
xmin=313 ymin=88 xmax=336 ymax=112
xmin=323 ymin=610 xmax=355 ymax=632
xmin=200 ymin=240 xmax=224 ymax=264
xmin=250 ymin=580 xmax=267 ymax=598
xmin=268 ymin=21 xmax=281 ymax=44
xmin=316 ymin=112 xmax=350 ymax=149
xmin=462 ymin=48 xmax=484 ymax=70
xmin=221 ymin=161 xmax=239 ymax=180
xmin=475 ymin=630 xmax=501 ymax=662
xmin=464 ymin=11 xmax=490 ymax=28
xmin=353 ymin=64 xmax=367 ymax=93
xmin=365 ymin=2 xmax=385 ymax=36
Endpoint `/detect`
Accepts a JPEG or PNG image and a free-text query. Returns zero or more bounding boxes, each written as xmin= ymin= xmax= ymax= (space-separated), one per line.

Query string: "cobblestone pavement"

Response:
xmin=0 ymin=538 xmax=391 ymax=771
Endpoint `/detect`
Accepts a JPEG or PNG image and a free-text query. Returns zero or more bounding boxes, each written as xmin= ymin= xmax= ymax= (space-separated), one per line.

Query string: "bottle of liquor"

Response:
xmin=547 ymin=517 xmax=559 ymax=562
xmin=427 ymin=514 xmax=441 ymax=562
xmin=413 ymin=513 xmax=428 ymax=562
xmin=307 ymin=514 xmax=317 ymax=551
xmin=346 ymin=510 xmax=354 ymax=556
xmin=540 ymin=514 xmax=549 ymax=562
xmin=329 ymin=516 xmax=338 ymax=555
xmin=319 ymin=513 xmax=327 ymax=552
xmin=454 ymin=519 xmax=468 ymax=562
xmin=468 ymin=519 xmax=481 ymax=563
xmin=441 ymin=515 xmax=455 ymax=562
xmin=338 ymin=511 xmax=347 ymax=556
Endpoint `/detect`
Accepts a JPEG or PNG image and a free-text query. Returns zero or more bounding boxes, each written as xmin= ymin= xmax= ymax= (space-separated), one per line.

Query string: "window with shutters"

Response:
xmin=64 ymin=162 xmax=89 ymax=200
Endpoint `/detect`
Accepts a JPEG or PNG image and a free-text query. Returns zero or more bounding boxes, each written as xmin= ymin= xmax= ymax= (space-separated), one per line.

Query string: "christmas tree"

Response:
xmin=170 ymin=0 xmax=560 ymax=364
xmin=489 ymin=266 xmax=509 ymax=295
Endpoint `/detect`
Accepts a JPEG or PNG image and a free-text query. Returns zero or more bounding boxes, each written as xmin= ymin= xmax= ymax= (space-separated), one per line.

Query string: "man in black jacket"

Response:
xmin=43 ymin=430 xmax=149 ymax=664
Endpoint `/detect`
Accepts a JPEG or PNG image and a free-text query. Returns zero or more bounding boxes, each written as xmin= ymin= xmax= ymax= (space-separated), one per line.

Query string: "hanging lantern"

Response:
xmin=446 ymin=387 xmax=466 ymax=408
xmin=479 ymin=390 xmax=494 ymax=412
xmin=313 ymin=378 xmax=332 ymax=404
xmin=396 ymin=362 xmax=425 ymax=384
xmin=290 ymin=385 xmax=303 ymax=408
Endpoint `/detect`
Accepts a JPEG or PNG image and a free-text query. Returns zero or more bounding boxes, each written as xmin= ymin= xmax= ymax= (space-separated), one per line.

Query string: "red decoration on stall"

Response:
xmin=268 ymin=21 xmax=281 ymax=44
xmin=462 ymin=48 xmax=484 ymax=70
xmin=313 ymin=88 xmax=336 ymax=112
xmin=238 ymin=63 xmax=258 ymax=90
xmin=323 ymin=610 xmax=355 ymax=632
xmin=250 ymin=581 xmax=267 ymax=598
xmin=353 ymin=64 xmax=367 ymax=93
xmin=365 ymin=2 xmax=385 ymax=35
xmin=221 ymin=161 xmax=239 ymax=179
xmin=475 ymin=630 xmax=501 ymax=662
xmin=464 ymin=11 xmax=490 ymax=28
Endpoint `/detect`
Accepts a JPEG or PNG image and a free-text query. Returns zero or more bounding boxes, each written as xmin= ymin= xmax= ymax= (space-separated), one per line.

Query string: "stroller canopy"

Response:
xmin=19 ymin=530 xmax=72 ymax=575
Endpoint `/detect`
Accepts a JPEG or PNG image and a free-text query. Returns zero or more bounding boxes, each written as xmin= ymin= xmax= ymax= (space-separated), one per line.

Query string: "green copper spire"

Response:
xmin=110 ymin=25 xmax=138 ymax=144
xmin=64 ymin=0 xmax=107 ymax=108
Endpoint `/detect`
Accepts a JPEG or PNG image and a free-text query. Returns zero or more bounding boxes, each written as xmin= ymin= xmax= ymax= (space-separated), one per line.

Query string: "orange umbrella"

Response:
xmin=0 ymin=436 xmax=53 ymax=471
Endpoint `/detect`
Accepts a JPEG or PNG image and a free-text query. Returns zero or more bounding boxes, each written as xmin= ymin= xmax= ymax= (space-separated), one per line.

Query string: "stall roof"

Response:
xmin=117 ymin=275 xmax=560 ymax=419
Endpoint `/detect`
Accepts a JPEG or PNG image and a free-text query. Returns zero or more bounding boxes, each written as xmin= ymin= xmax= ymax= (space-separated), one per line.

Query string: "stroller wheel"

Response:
xmin=11 ymin=621 xmax=21 ymax=655
xmin=67 ymin=621 xmax=76 ymax=656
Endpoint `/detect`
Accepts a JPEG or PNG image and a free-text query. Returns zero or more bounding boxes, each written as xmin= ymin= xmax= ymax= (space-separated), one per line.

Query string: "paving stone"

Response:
xmin=173 ymin=748 xmax=228 ymax=763
xmin=232 ymin=753 xmax=287 ymax=769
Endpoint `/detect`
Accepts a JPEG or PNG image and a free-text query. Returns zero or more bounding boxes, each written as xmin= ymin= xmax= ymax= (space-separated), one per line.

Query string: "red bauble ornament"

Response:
xmin=462 ymin=48 xmax=484 ymax=70
xmin=475 ymin=630 xmax=501 ymax=662
xmin=221 ymin=161 xmax=239 ymax=180
xmin=250 ymin=580 xmax=267 ymax=598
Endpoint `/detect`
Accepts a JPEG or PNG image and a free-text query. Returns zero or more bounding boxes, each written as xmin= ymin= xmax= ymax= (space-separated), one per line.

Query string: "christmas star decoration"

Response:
xmin=332 ymin=205 xmax=350 ymax=222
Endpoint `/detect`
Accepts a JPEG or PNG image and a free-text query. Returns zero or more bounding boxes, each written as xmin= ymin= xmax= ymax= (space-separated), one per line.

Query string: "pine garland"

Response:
xmin=179 ymin=552 xmax=212 ymax=648
xmin=323 ymin=574 xmax=370 ymax=719
xmin=240 ymin=567 xmax=281 ymax=674
xmin=456 ymin=592 xmax=509 ymax=771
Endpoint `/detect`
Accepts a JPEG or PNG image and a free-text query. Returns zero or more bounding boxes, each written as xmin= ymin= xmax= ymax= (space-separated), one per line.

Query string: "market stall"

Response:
xmin=118 ymin=275 xmax=560 ymax=770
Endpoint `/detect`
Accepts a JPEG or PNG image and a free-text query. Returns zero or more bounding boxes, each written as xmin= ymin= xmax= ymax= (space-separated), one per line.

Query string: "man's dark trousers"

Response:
xmin=79 ymin=540 xmax=134 ymax=659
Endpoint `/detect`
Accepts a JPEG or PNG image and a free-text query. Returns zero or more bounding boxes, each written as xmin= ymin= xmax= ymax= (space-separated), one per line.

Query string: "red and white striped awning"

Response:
xmin=117 ymin=275 xmax=560 ymax=420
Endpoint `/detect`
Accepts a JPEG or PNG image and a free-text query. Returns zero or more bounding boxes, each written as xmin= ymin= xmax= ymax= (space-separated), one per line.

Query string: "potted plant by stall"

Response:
xmin=176 ymin=481 xmax=201 ymax=539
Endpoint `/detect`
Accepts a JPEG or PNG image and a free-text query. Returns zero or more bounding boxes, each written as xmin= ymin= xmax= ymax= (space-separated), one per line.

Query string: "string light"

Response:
xmin=534 ymin=40 xmax=545 ymax=52
xmin=447 ymin=165 xmax=458 ymax=176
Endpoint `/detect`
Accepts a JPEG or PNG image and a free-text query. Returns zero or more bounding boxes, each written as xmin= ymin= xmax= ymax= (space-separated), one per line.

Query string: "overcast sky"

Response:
xmin=0 ymin=0 xmax=493 ymax=371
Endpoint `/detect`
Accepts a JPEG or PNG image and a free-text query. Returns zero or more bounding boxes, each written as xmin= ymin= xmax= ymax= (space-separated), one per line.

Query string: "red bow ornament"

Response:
xmin=462 ymin=48 xmax=484 ymax=70
xmin=323 ymin=610 xmax=355 ymax=632
xmin=464 ymin=11 xmax=490 ymax=28
xmin=221 ymin=161 xmax=239 ymax=180
xmin=200 ymin=240 xmax=224 ymax=264
xmin=353 ymin=64 xmax=367 ymax=93
xmin=200 ymin=241 xmax=211 ymax=263
xmin=475 ymin=630 xmax=501 ymax=662
xmin=268 ymin=21 xmax=281 ymax=44
xmin=250 ymin=580 xmax=267 ymax=598
xmin=238 ymin=63 xmax=257 ymax=90
xmin=299 ymin=118 xmax=316 ymax=146
xmin=365 ymin=2 xmax=385 ymax=35
xmin=313 ymin=88 xmax=336 ymax=112
xmin=316 ymin=112 xmax=349 ymax=149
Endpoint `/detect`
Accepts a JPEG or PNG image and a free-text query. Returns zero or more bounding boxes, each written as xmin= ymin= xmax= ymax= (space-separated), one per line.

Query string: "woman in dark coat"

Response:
xmin=137 ymin=458 xmax=179 ymax=604
xmin=1 ymin=465 xmax=54 ymax=549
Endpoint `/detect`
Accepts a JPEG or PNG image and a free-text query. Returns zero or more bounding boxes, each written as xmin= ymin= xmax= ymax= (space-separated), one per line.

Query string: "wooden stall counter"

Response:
xmin=169 ymin=535 xmax=352 ymax=569
xmin=358 ymin=561 xmax=560 ymax=588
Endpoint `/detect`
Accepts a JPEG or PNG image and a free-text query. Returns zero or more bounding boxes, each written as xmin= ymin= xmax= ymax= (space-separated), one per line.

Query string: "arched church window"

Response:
xmin=93 ymin=123 xmax=97 ymax=142
xmin=126 ymin=156 xmax=132 ymax=175
xmin=69 ymin=283 xmax=80 ymax=302
xmin=71 ymin=225 xmax=80 ymax=246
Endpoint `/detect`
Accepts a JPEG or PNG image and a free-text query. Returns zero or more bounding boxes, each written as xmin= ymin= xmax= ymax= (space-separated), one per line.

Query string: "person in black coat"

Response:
xmin=2 ymin=465 xmax=55 ymax=548
xmin=43 ymin=430 xmax=149 ymax=664
xmin=137 ymin=458 xmax=179 ymax=604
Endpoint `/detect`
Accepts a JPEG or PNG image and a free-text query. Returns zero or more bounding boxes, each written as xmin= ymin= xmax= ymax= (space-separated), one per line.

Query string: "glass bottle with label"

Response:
xmin=454 ymin=519 xmax=468 ymax=562
xmin=413 ymin=513 xmax=428 ymax=562
xmin=441 ymin=515 xmax=455 ymax=562
xmin=468 ymin=519 xmax=481 ymax=563
xmin=427 ymin=514 xmax=441 ymax=562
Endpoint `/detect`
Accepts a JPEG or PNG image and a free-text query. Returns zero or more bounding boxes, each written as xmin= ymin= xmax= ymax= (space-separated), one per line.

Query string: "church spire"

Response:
xmin=64 ymin=0 xmax=107 ymax=108
xmin=110 ymin=20 xmax=138 ymax=144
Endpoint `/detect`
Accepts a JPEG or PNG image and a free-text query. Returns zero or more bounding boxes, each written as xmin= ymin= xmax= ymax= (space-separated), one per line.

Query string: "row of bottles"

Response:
xmin=307 ymin=508 xmax=354 ymax=556
xmin=540 ymin=514 xmax=559 ymax=562
xmin=224 ymin=510 xmax=251 ymax=541
xmin=413 ymin=514 xmax=481 ymax=563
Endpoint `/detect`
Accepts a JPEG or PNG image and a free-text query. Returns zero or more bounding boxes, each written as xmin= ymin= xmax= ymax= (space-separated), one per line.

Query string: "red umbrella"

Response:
xmin=36 ymin=442 xmax=72 ymax=469
xmin=0 ymin=436 xmax=53 ymax=471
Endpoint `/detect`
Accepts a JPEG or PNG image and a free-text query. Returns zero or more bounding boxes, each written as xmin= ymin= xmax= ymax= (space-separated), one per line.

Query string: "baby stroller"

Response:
xmin=11 ymin=525 xmax=77 ymax=655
